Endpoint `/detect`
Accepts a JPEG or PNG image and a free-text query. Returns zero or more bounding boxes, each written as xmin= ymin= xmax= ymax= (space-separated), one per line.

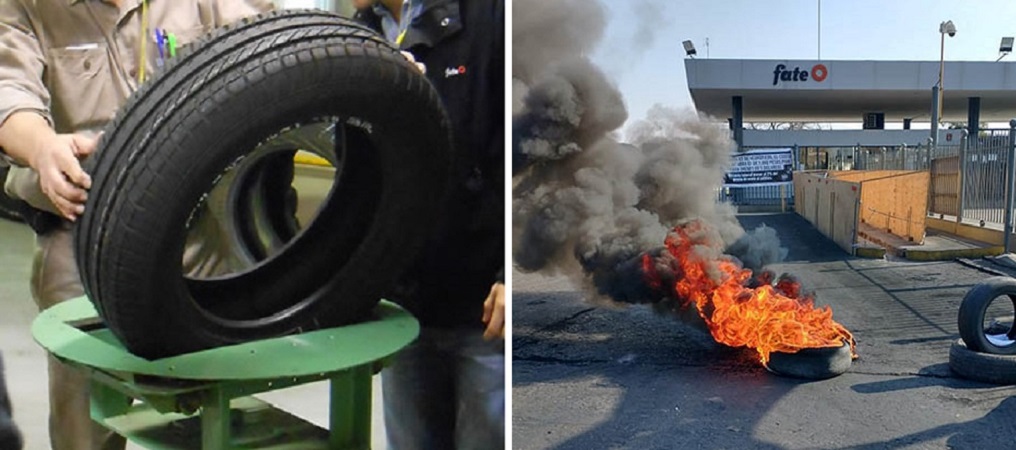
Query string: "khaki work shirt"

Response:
xmin=0 ymin=0 xmax=274 ymax=212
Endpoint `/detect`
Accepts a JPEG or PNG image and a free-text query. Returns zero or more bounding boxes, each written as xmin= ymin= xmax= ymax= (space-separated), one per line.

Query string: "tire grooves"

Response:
xmin=77 ymin=11 xmax=394 ymax=316
xmin=76 ymin=10 xmax=450 ymax=357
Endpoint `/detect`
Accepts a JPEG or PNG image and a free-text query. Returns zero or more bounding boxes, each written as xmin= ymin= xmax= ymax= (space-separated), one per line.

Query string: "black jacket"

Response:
xmin=355 ymin=0 xmax=504 ymax=328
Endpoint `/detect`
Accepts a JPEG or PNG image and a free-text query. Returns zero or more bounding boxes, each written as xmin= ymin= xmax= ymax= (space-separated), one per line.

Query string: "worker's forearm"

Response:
xmin=0 ymin=111 xmax=57 ymax=168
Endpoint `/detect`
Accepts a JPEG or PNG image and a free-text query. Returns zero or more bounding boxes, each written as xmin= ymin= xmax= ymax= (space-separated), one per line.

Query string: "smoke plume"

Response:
xmin=512 ymin=0 xmax=786 ymax=306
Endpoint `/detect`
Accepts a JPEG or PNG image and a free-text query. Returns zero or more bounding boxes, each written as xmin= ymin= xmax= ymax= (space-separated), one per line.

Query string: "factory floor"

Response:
xmin=0 ymin=166 xmax=391 ymax=449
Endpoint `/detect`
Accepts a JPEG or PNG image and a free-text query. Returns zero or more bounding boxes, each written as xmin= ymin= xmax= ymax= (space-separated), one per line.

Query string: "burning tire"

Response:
xmin=949 ymin=339 xmax=1016 ymax=385
xmin=74 ymin=10 xmax=451 ymax=358
xmin=766 ymin=342 xmax=853 ymax=380
xmin=957 ymin=277 xmax=1016 ymax=355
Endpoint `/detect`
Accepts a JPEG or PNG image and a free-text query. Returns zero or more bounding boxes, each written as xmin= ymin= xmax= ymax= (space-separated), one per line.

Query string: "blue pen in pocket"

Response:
xmin=154 ymin=27 xmax=166 ymax=68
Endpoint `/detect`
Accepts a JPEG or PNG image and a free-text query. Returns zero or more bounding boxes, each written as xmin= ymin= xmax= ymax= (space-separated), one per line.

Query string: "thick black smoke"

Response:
xmin=512 ymin=0 xmax=786 ymax=305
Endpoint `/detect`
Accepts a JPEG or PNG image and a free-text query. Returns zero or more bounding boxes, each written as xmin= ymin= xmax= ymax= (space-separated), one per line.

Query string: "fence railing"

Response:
xmin=926 ymin=129 xmax=1012 ymax=228
xmin=718 ymin=183 xmax=794 ymax=211
xmin=959 ymin=129 xmax=1011 ymax=227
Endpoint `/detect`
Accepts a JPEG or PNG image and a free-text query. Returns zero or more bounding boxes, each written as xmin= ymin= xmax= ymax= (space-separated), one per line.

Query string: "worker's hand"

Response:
xmin=401 ymin=51 xmax=426 ymax=74
xmin=481 ymin=282 xmax=505 ymax=341
xmin=28 ymin=133 xmax=97 ymax=221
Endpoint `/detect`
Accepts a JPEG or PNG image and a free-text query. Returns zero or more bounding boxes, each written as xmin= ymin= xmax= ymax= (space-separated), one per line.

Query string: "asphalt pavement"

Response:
xmin=513 ymin=213 xmax=1016 ymax=450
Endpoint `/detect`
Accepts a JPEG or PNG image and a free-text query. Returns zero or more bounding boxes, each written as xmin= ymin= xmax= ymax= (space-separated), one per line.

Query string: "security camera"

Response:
xmin=940 ymin=20 xmax=957 ymax=37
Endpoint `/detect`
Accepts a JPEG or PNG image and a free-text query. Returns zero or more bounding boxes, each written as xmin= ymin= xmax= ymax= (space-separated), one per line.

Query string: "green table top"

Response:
xmin=32 ymin=296 xmax=419 ymax=381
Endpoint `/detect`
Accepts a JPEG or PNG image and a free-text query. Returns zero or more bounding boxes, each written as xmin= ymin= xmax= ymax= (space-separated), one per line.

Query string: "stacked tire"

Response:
xmin=951 ymin=276 xmax=1016 ymax=384
xmin=75 ymin=10 xmax=453 ymax=359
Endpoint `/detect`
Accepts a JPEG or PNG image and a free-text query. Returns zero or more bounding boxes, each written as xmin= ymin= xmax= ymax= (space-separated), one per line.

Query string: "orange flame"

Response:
xmin=644 ymin=221 xmax=857 ymax=365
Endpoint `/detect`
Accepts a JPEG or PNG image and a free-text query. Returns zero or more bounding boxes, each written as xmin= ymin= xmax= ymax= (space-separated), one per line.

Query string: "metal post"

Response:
xmin=957 ymin=129 xmax=968 ymax=223
xmin=732 ymin=96 xmax=743 ymax=151
xmin=1004 ymin=120 xmax=1016 ymax=253
xmin=930 ymin=86 xmax=940 ymax=148
xmin=780 ymin=183 xmax=787 ymax=213
xmin=330 ymin=365 xmax=373 ymax=448
xmin=939 ymin=31 xmax=946 ymax=121
xmin=202 ymin=387 xmax=231 ymax=449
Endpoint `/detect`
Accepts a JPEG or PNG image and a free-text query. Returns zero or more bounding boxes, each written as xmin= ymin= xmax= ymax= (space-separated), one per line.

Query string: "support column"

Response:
xmin=330 ymin=365 xmax=372 ymax=448
xmin=201 ymin=387 xmax=231 ymax=448
xmin=968 ymin=97 xmax=981 ymax=137
xmin=732 ymin=96 xmax=743 ymax=151
xmin=930 ymin=86 xmax=940 ymax=148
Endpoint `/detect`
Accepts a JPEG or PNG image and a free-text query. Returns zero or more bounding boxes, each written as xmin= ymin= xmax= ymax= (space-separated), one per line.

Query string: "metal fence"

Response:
xmin=925 ymin=129 xmax=1013 ymax=229
xmin=718 ymin=183 xmax=794 ymax=211
xmin=854 ymin=145 xmax=934 ymax=171
xmin=958 ymin=129 xmax=1011 ymax=227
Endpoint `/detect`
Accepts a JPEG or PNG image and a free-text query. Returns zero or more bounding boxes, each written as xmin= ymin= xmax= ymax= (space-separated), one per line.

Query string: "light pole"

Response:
xmin=999 ymin=37 xmax=1014 ymax=62
xmin=938 ymin=20 xmax=956 ymax=124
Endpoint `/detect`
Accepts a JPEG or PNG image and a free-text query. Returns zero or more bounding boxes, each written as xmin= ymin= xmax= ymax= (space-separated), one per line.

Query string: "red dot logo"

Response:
xmin=458 ymin=65 xmax=467 ymax=74
xmin=811 ymin=64 xmax=828 ymax=82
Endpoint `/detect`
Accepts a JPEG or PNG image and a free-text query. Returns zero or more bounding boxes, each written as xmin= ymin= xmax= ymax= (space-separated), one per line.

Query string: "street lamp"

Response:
xmin=999 ymin=37 xmax=1013 ymax=61
xmin=682 ymin=40 xmax=697 ymax=58
xmin=938 ymin=20 xmax=956 ymax=123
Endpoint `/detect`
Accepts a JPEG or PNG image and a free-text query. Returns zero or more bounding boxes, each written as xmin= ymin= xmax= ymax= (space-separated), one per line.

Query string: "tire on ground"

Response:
xmin=74 ymin=10 xmax=452 ymax=359
xmin=957 ymin=276 xmax=1016 ymax=355
xmin=765 ymin=342 xmax=852 ymax=380
xmin=949 ymin=339 xmax=1016 ymax=385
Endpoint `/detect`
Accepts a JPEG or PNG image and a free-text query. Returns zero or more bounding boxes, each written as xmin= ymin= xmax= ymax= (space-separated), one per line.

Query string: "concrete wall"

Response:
xmin=794 ymin=172 xmax=860 ymax=254
xmin=927 ymin=216 xmax=1005 ymax=246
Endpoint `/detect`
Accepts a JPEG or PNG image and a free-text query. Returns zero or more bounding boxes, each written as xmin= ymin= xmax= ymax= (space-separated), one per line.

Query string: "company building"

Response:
xmin=685 ymin=59 xmax=1016 ymax=170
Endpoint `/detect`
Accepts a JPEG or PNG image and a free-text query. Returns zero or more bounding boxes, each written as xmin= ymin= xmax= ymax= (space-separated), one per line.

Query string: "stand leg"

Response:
xmin=90 ymin=378 xmax=130 ymax=425
xmin=202 ymin=387 xmax=231 ymax=449
xmin=329 ymin=365 xmax=372 ymax=449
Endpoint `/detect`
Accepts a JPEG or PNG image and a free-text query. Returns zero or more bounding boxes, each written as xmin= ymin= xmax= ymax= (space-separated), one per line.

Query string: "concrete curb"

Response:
xmin=854 ymin=247 xmax=887 ymax=259
xmin=858 ymin=226 xmax=1003 ymax=261
xmin=902 ymin=246 xmax=1005 ymax=261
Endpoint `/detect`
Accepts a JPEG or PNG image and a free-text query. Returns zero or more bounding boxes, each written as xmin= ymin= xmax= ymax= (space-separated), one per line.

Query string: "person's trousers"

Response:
xmin=382 ymin=326 xmax=505 ymax=450
xmin=32 ymin=225 xmax=125 ymax=450
xmin=0 ymin=353 xmax=23 ymax=450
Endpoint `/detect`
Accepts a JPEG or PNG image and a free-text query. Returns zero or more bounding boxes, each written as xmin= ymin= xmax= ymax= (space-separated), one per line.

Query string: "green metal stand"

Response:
xmin=32 ymin=297 xmax=419 ymax=449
